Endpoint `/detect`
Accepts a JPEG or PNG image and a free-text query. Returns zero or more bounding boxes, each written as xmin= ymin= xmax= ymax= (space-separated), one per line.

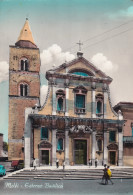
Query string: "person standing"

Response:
xmin=89 ymin=159 xmax=92 ymax=168
xmin=63 ymin=160 xmax=65 ymax=171
xmin=95 ymin=158 xmax=98 ymax=168
xmin=33 ymin=158 xmax=37 ymax=171
xmin=56 ymin=159 xmax=59 ymax=168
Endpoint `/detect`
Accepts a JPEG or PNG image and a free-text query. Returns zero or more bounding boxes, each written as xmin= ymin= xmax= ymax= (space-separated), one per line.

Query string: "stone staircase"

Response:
xmin=3 ymin=168 xmax=133 ymax=180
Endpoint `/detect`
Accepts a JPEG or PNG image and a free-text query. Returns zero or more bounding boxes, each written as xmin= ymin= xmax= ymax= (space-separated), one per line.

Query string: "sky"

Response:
xmin=0 ymin=0 xmax=133 ymax=142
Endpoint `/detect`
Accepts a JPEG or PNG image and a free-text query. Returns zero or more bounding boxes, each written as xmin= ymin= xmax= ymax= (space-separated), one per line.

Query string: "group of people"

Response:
xmin=56 ymin=159 xmax=65 ymax=171
xmin=101 ymin=164 xmax=113 ymax=185
xmin=88 ymin=158 xmax=98 ymax=168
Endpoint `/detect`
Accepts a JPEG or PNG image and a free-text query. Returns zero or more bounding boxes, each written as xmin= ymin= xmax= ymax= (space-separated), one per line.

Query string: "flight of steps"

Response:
xmin=3 ymin=168 xmax=133 ymax=180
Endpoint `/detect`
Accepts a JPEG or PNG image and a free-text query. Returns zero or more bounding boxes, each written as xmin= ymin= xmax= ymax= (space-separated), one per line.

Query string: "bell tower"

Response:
xmin=8 ymin=19 xmax=40 ymax=160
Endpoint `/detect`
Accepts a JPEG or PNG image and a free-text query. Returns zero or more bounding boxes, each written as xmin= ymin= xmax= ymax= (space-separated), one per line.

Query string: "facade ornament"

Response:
xmin=91 ymin=82 xmax=96 ymax=90
xmin=70 ymin=125 xmax=93 ymax=133
xmin=118 ymin=110 xmax=123 ymax=120
xmin=107 ymin=143 xmax=118 ymax=150
xmin=102 ymin=83 xmax=108 ymax=91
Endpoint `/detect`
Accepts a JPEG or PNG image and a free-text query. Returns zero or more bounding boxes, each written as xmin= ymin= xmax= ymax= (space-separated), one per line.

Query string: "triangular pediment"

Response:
xmin=48 ymin=57 xmax=112 ymax=80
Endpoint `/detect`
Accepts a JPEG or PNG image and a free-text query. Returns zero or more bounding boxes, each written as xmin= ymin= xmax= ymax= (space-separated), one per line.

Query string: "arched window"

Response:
xmin=96 ymin=101 xmax=102 ymax=114
xmin=57 ymin=97 xmax=63 ymax=111
xmin=41 ymin=127 xmax=48 ymax=140
xmin=20 ymin=57 xmax=29 ymax=71
xmin=97 ymin=139 xmax=102 ymax=152
xmin=96 ymin=94 xmax=104 ymax=117
xmin=19 ymin=83 xmax=28 ymax=96
xmin=57 ymin=138 xmax=63 ymax=150
xmin=69 ymin=68 xmax=94 ymax=76
xmin=56 ymin=90 xmax=65 ymax=112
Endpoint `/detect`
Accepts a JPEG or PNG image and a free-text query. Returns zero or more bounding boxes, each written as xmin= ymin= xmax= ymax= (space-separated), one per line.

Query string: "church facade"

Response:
xmin=8 ymin=19 xmax=124 ymax=168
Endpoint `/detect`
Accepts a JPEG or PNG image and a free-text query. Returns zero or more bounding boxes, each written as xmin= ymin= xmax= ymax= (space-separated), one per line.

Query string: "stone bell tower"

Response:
xmin=8 ymin=19 xmax=40 ymax=160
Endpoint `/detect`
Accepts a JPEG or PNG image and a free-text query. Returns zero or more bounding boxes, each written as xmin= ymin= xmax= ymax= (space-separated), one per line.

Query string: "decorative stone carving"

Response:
xmin=107 ymin=143 xmax=118 ymax=150
xmin=38 ymin=140 xmax=52 ymax=149
xmin=91 ymin=82 xmax=96 ymax=90
xmin=70 ymin=125 xmax=93 ymax=133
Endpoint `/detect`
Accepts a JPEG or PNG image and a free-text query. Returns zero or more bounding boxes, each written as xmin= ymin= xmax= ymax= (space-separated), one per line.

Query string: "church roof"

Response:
xmin=16 ymin=18 xmax=36 ymax=46
xmin=46 ymin=56 xmax=112 ymax=84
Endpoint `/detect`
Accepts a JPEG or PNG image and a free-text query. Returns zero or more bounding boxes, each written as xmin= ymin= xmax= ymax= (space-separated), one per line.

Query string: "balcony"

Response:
xmin=75 ymin=108 xmax=86 ymax=114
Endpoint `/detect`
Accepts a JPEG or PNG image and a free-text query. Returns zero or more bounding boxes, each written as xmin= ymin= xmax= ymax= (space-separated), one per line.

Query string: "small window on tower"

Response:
xmin=20 ymin=58 xmax=29 ymax=71
xmin=19 ymin=83 xmax=28 ymax=96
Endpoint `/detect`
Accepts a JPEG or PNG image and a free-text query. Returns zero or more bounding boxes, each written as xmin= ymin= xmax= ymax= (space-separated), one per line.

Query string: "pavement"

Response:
xmin=0 ymin=178 xmax=133 ymax=195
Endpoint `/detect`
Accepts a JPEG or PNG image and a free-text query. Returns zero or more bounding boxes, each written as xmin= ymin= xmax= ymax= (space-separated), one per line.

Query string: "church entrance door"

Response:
xmin=74 ymin=140 xmax=87 ymax=165
xmin=109 ymin=151 xmax=116 ymax=165
xmin=41 ymin=150 xmax=49 ymax=165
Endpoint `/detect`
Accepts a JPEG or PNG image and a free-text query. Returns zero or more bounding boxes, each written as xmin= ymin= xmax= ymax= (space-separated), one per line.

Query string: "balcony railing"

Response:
xmin=75 ymin=108 xmax=86 ymax=114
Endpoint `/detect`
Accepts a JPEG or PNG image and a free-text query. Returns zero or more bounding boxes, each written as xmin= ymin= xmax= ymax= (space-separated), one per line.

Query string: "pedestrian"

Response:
xmin=33 ymin=158 xmax=37 ymax=171
xmin=95 ymin=158 xmax=98 ymax=168
xmin=89 ymin=159 xmax=92 ymax=168
xmin=101 ymin=164 xmax=108 ymax=185
xmin=107 ymin=166 xmax=113 ymax=185
xmin=56 ymin=159 xmax=59 ymax=168
xmin=63 ymin=160 xmax=65 ymax=171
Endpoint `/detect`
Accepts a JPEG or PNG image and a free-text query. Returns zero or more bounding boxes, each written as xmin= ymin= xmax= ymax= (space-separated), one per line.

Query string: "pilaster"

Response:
xmin=91 ymin=82 xmax=96 ymax=118
xmin=118 ymin=132 xmax=123 ymax=166
xmin=52 ymin=129 xmax=56 ymax=166
xmin=103 ymin=130 xmax=108 ymax=165
xmin=91 ymin=130 xmax=96 ymax=165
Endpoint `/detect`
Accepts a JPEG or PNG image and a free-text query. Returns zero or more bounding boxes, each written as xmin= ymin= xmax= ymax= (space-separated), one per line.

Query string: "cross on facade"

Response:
xmin=77 ymin=40 xmax=83 ymax=51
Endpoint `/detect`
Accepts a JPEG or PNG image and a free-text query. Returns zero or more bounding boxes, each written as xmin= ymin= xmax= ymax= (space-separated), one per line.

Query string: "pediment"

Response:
xmin=48 ymin=57 xmax=112 ymax=80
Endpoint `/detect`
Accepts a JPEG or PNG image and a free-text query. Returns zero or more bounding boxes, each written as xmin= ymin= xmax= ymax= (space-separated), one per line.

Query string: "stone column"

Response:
xmin=65 ymin=87 xmax=69 ymax=116
xmin=52 ymin=129 xmax=56 ymax=166
xmin=91 ymin=131 xmax=96 ymax=165
xmin=103 ymin=91 xmax=108 ymax=119
xmin=91 ymin=82 xmax=96 ymax=118
xmin=103 ymin=131 xmax=108 ymax=165
xmin=118 ymin=132 xmax=123 ymax=166
xmin=24 ymin=108 xmax=32 ymax=168
xmin=65 ymin=130 xmax=69 ymax=165
xmin=52 ymin=84 xmax=57 ymax=115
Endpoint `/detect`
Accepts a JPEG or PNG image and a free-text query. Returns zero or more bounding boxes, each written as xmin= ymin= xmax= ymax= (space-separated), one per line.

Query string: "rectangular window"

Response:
xmin=41 ymin=127 xmax=48 ymax=139
xmin=76 ymin=94 xmax=85 ymax=108
xmin=109 ymin=131 xmax=116 ymax=142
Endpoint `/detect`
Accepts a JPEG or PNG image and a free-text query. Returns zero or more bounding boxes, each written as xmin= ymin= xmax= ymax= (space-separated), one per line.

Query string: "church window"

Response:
xmin=19 ymin=83 xmax=28 ymax=96
xmin=57 ymin=138 xmax=63 ymax=150
xmin=56 ymin=90 xmax=65 ymax=112
xmin=20 ymin=58 xmax=29 ymax=71
xmin=74 ymin=86 xmax=87 ymax=114
xmin=57 ymin=97 xmax=63 ymax=111
xmin=96 ymin=94 xmax=104 ymax=117
xmin=72 ymin=72 xmax=89 ymax=76
xmin=69 ymin=68 xmax=94 ymax=76
xmin=97 ymin=139 xmax=102 ymax=152
xmin=41 ymin=127 xmax=48 ymax=140
xmin=109 ymin=131 xmax=116 ymax=142
xmin=76 ymin=94 xmax=85 ymax=109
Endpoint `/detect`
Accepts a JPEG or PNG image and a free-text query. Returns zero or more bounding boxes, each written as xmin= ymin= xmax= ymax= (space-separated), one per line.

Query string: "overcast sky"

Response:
xmin=0 ymin=0 xmax=133 ymax=142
